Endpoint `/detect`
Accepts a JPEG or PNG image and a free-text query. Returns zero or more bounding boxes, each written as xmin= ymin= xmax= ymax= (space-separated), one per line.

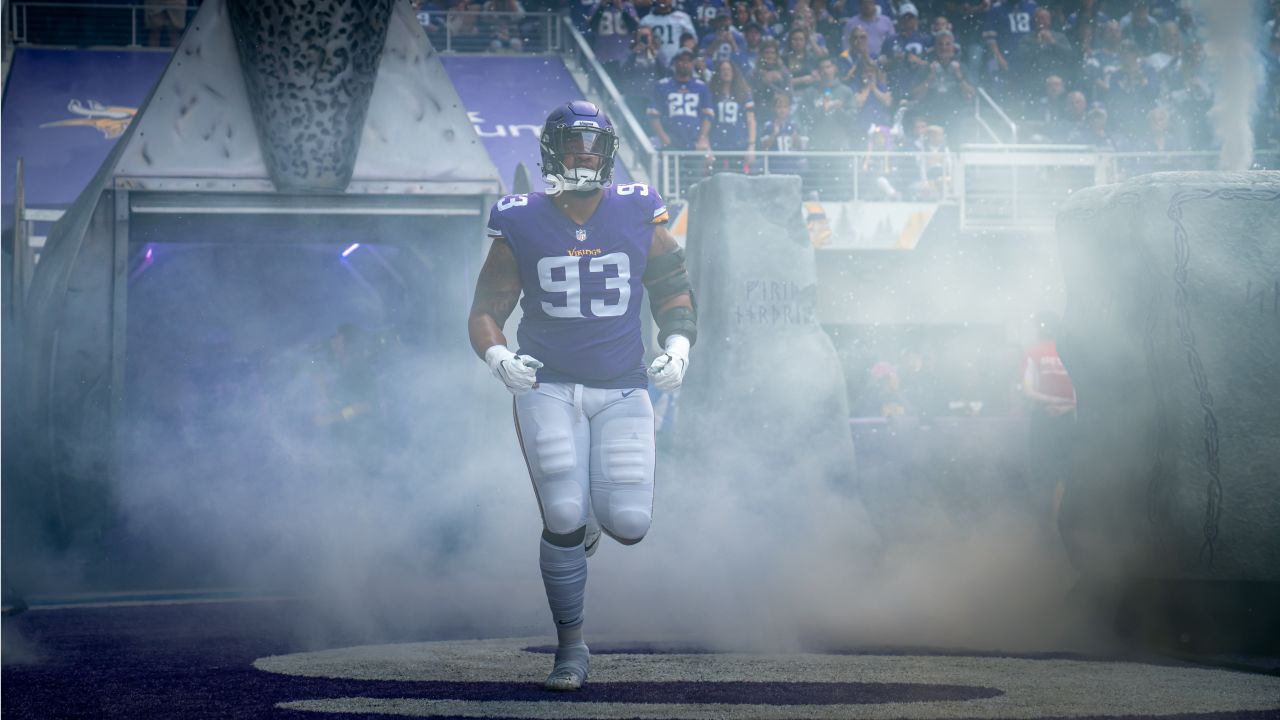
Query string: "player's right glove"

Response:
xmin=485 ymin=345 xmax=543 ymax=395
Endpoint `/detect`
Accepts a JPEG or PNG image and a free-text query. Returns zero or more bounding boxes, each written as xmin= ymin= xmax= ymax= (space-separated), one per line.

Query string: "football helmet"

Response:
xmin=540 ymin=100 xmax=618 ymax=195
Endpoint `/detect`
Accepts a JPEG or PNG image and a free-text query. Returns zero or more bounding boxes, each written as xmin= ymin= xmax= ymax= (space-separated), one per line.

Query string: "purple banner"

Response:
xmin=440 ymin=55 xmax=630 ymax=193
xmin=2 ymin=48 xmax=170 ymax=213
xmin=2 ymin=50 xmax=632 ymax=220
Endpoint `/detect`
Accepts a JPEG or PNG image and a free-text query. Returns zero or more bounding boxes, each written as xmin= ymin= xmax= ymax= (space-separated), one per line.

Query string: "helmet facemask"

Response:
xmin=540 ymin=124 xmax=617 ymax=196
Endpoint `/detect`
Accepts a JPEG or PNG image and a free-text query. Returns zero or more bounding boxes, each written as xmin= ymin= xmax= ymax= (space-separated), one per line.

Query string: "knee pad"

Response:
xmin=542 ymin=496 xmax=586 ymax=536
xmin=607 ymin=507 xmax=650 ymax=544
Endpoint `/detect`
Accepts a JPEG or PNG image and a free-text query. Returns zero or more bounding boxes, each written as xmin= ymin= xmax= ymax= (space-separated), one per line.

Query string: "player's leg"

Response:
xmin=514 ymin=383 xmax=591 ymax=690
xmin=588 ymin=388 xmax=657 ymax=546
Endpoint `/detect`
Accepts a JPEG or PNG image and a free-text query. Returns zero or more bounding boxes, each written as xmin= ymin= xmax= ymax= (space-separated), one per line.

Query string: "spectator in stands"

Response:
xmin=750 ymin=38 xmax=793 ymax=123
xmin=912 ymin=124 xmax=952 ymax=199
xmin=1083 ymin=19 xmax=1123 ymax=102
xmin=788 ymin=5 xmax=832 ymax=55
xmin=687 ymin=0 xmax=727 ymax=35
xmin=758 ymin=90 xmax=805 ymax=173
xmin=1160 ymin=40 xmax=1213 ymax=150
xmin=1018 ymin=7 xmax=1076 ymax=96
xmin=1144 ymin=20 xmax=1181 ymax=74
xmin=844 ymin=0 xmax=895 ymax=56
xmin=731 ymin=0 xmax=753 ymax=32
xmin=649 ymin=48 xmax=715 ymax=151
xmin=810 ymin=0 xmax=849 ymax=54
xmin=641 ymin=0 xmax=698 ymax=64
xmin=701 ymin=13 xmax=745 ymax=63
xmin=943 ymin=0 xmax=990 ymax=80
xmin=1056 ymin=89 xmax=1089 ymax=141
xmin=982 ymin=0 xmax=1038 ymax=100
xmin=913 ymin=31 xmax=974 ymax=126
xmin=1103 ymin=40 xmax=1159 ymax=144
xmin=589 ymin=0 xmax=641 ymax=79
xmin=753 ymin=2 xmax=786 ymax=39
xmin=932 ymin=14 xmax=954 ymax=39
xmin=488 ymin=17 xmax=525 ymax=52
xmin=1124 ymin=106 xmax=1183 ymax=174
xmin=1120 ymin=0 xmax=1160 ymax=54
xmin=1063 ymin=0 xmax=1109 ymax=57
xmin=803 ymin=56 xmax=857 ymax=151
xmin=852 ymin=56 xmax=894 ymax=130
xmin=784 ymin=27 xmax=825 ymax=91
xmin=446 ymin=0 xmax=487 ymax=51
xmin=1066 ymin=107 xmax=1116 ymax=149
xmin=709 ymin=60 xmax=758 ymax=172
xmin=145 ymin=0 xmax=187 ymax=48
xmin=882 ymin=3 xmax=932 ymax=96
xmin=692 ymin=48 xmax=715 ymax=82
xmin=858 ymin=125 xmax=909 ymax=200
xmin=1025 ymin=74 xmax=1067 ymax=138
xmin=738 ymin=22 xmax=767 ymax=73
xmin=620 ymin=27 xmax=666 ymax=118
xmin=838 ymin=27 xmax=875 ymax=85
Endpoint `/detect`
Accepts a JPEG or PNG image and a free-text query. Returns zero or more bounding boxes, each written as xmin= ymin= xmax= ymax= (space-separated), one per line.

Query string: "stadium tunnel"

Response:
xmin=7 ymin=0 xmax=502 ymax=583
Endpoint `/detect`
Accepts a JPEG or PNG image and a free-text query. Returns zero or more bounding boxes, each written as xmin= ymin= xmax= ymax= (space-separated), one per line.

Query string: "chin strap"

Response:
xmin=544 ymin=172 xmax=600 ymax=196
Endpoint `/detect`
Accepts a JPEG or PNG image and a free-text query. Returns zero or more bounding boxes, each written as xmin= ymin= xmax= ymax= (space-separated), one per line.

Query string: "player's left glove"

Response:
xmin=647 ymin=334 xmax=690 ymax=392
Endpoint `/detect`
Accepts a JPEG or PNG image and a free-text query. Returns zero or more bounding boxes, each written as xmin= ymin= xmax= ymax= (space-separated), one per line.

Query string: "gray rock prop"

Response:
xmin=1055 ymin=171 xmax=1280 ymax=581
xmin=677 ymin=174 xmax=860 ymax=498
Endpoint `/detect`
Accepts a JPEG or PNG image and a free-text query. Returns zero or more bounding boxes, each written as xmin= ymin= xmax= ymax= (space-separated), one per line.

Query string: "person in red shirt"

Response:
xmin=1021 ymin=311 xmax=1076 ymax=526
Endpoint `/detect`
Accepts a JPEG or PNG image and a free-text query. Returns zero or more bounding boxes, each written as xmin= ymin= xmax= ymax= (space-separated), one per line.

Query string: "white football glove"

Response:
xmin=647 ymin=334 xmax=690 ymax=392
xmin=485 ymin=345 xmax=543 ymax=394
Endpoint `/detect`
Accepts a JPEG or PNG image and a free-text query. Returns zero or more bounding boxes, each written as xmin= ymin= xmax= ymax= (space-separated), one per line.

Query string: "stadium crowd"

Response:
xmin=415 ymin=0 xmax=1280 ymax=188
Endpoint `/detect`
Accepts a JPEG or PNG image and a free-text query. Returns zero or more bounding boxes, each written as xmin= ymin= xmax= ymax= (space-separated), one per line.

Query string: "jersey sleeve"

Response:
xmin=646 ymin=186 xmax=669 ymax=225
xmin=486 ymin=201 xmax=506 ymax=238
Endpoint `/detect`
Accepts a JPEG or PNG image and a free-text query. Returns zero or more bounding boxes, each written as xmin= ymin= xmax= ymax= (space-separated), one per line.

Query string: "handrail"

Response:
xmin=560 ymin=15 xmax=658 ymax=184
xmin=975 ymin=87 xmax=1018 ymax=145
xmin=13 ymin=157 xmax=27 ymax=326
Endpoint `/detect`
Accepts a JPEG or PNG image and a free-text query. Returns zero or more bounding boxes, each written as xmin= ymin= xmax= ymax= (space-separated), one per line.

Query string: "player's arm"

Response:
xmin=645 ymin=223 xmax=695 ymax=323
xmin=644 ymin=223 xmax=697 ymax=390
xmin=469 ymin=237 xmax=543 ymax=393
xmin=468 ymin=237 xmax=521 ymax=359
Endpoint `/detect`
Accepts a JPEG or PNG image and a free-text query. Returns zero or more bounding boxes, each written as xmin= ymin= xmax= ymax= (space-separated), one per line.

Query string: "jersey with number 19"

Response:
xmin=486 ymin=184 xmax=669 ymax=389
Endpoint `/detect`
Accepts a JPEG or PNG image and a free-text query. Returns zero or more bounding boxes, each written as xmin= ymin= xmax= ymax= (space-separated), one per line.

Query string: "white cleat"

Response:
xmin=543 ymin=642 xmax=589 ymax=691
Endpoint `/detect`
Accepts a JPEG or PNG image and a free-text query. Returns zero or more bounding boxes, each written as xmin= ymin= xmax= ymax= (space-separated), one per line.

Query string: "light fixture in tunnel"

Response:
xmin=145 ymin=247 xmax=154 ymax=261
xmin=342 ymin=243 xmax=361 ymax=258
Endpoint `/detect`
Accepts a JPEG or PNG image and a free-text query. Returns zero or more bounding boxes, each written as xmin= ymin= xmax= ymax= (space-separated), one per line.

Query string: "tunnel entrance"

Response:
xmin=109 ymin=199 xmax=485 ymax=586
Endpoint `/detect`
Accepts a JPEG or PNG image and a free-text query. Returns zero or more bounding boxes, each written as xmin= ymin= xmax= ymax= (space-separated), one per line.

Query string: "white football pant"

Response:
xmin=515 ymin=382 xmax=656 ymax=543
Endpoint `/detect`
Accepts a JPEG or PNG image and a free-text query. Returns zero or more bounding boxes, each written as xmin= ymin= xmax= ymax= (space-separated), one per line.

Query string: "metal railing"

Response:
xmin=657 ymin=148 xmax=1280 ymax=218
xmin=421 ymin=10 xmax=562 ymax=54
xmin=8 ymin=2 xmax=197 ymax=48
xmin=660 ymin=150 xmax=960 ymax=204
xmin=975 ymin=87 xmax=1018 ymax=145
xmin=7 ymin=4 xmax=563 ymax=52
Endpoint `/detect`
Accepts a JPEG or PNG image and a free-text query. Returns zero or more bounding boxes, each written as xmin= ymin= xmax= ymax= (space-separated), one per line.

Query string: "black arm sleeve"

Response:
xmin=643 ymin=247 xmax=697 ymax=347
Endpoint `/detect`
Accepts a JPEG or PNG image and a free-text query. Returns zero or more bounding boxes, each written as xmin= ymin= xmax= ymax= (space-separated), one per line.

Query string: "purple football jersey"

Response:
xmin=486 ymin=184 xmax=669 ymax=388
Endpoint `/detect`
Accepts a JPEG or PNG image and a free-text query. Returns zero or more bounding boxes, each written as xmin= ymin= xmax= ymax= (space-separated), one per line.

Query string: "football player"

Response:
xmin=468 ymin=100 xmax=697 ymax=691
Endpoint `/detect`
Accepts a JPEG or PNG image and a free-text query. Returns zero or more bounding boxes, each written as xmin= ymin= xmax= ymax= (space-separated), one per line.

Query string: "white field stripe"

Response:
xmin=257 ymin=637 xmax=1280 ymax=718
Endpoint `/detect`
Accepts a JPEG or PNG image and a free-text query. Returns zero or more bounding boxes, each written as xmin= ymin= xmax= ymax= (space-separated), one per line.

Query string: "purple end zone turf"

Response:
xmin=3 ymin=602 xmax=1278 ymax=720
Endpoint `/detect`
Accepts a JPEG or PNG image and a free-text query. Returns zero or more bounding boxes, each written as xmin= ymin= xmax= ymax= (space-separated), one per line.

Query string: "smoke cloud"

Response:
xmin=1201 ymin=0 xmax=1264 ymax=171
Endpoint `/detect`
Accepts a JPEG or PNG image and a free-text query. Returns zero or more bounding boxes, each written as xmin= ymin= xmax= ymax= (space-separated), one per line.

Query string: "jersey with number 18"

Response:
xmin=486 ymin=184 xmax=669 ymax=389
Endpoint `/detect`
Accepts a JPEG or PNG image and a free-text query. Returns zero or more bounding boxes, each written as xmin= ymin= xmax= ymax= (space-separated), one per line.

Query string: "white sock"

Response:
xmin=539 ymin=537 xmax=587 ymax=643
